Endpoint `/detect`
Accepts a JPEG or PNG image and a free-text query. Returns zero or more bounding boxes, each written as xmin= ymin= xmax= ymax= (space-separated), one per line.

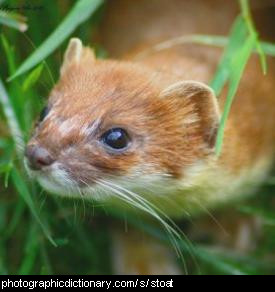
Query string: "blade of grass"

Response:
xmin=18 ymin=224 xmax=39 ymax=275
xmin=136 ymin=34 xmax=275 ymax=61
xmin=0 ymin=11 xmax=27 ymax=32
xmin=215 ymin=33 xmax=256 ymax=155
xmin=11 ymin=168 xmax=57 ymax=247
xmin=172 ymin=35 xmax=275 ymax=58
xmin=8 ymin=0 xmax=104 ymax=81
xmin=0 ymin=77 xmax=23 ymax=156
xmin=261 ymin=42 xmax=275 ymax=57
xmin=40 ymin=242 xmax=53 ymax=275
xmin=238 ymin=206 xmax=275 ymax=226
xmin=1 ymin=34 xmax=17 ymax=74
xmin=3 ymin=160 xmax=12 ymax=188
xmin=195 ymin=247 xmax=248 ymax=275
xmin=22 ymin=63 xmax=44 ymax=92
xmin=0 ymin=251 xmax=7 ymax=275
xmin=0 ymin=138 xmax=10 ymax=149
xmin=210 ymin=16 xmax=248 ymax=96
xmin=4 ymin=198 xmax=26 ymax=239
xmin=239 ymin=0 xmax=267 ymax=74
xmin=0 ymin=205 xmax=7 ymax=275
xmin=1 ymin=34 xmax=31 ymax=132
xmin=195 ymin=245 xmax=272 ymax=275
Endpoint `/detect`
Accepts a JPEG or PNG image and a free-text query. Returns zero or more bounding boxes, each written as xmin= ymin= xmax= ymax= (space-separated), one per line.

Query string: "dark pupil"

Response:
xmin=39 ymin=106 xmax=50 ymax=122
xmin=103 ymin=128 xmax=129 ymax=150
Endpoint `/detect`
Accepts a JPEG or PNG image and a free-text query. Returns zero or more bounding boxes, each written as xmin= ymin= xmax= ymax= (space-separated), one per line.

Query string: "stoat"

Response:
xmin=24 ymin=0 xmax=275 ymax=274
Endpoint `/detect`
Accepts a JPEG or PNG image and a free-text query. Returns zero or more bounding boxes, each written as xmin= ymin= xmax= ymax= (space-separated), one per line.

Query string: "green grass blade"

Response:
xmin=0 ymin=77 xmax=24 ymax=156
xmin=239 ymin=0 xmax=267 ymax=74
xmin=215 ymin=33 xmax=256 ymax=155
xmin=261 ymin=42 xmax=275 ymax=57
xmin=0 ymin=205 xmax=8 ymax=275
xmin=18 ymin=224 xmax=39 ymax=275
xmin=8 ymin=0 xmax=104 ymax=81
xmin=210 ymin=16 xmax=248 ymax=96
xmin=0 ymin=262 xmax=7 ymax=275
xmin=4 ymin=198 xmax=26 ymax=239
xmin=11 ymin=168 xmax=57 ymax=247
xmin=1 ymin=34 xmax=17 ymax=74
xmin=239 ymin=206 xmax=275 ymax=226
xmin=0 ymin=11 xmax=27 ymax=32
xmin=195 ymin=247 xmax=248 ymax=275
xmin=0 ymin=250 xmax=7 ymax=275
xmin=195 ymin=246 xmax=270 ymax=275
xmin=136 ymin=33 xmax=275 ymax=61
xmin=22 ymin=64 xmax=44 ymax=92
xmin=176 ymin=35 xmax=275 ymax=58
xmin=40 ymin=243 xmax=53 ymax=275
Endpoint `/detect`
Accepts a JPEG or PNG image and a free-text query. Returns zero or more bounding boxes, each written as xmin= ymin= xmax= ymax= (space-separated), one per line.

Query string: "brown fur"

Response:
xmin=28 ymin=56 xmax=220 ymax=184
xmin=97 ymin=0 xmax=275 ymax=174
xmin=30 ymin=49 xmax=275 ymax=185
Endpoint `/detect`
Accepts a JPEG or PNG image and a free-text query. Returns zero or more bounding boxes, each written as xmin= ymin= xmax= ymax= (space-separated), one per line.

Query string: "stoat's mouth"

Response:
xmin=37 ymin=175 xmax=81 ymax=198
xmin=24 ymin=158 xmax=110 ymax=202
xmin=24 ymin=158 xmax=85 ymax=198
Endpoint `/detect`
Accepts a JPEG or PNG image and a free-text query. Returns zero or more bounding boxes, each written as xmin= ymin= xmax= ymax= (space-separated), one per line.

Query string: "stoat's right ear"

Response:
xmin=60 ymin=38 xmax=96 ymax=75
xmin=160 ymin=81 xmax=220 ymax=150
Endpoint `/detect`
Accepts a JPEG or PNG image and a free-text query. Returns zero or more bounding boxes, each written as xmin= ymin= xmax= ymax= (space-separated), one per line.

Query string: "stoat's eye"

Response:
xmin=101 ymin=128 xmax=130 ymax=150
xmin=39 ymin=106 xmax=50 ymax=122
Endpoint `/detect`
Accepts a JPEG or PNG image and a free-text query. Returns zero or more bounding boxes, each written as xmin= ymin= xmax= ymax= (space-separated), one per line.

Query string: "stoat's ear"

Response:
xmin=160 ymin=81 xmax=220 ymax=149
xmin=60 ymin=38 xmax=96 ymax=75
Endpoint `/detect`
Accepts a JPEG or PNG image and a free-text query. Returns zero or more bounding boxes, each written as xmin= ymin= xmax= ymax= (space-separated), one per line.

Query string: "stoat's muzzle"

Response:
xmin=25 ymin=144 xmax=55 ymax=171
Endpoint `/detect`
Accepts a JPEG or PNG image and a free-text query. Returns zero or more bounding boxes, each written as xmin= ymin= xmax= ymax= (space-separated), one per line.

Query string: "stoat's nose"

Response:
xmin=25 ymin=145 xmax=54 ymax=170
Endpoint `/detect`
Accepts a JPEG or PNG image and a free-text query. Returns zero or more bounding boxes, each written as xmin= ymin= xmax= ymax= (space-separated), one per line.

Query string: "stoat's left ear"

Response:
xmin=60 ymin=38 xmax=96 ymax=75
xmin=160 ymin=81 xmax=220 ymax=149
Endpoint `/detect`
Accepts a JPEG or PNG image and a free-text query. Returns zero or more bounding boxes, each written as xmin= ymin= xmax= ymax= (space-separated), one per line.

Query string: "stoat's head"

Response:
xmin=25 ymin=38 xmax=220 ymax=201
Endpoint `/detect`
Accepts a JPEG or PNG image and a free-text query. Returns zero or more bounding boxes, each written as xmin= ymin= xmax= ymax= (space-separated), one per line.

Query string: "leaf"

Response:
xmin=0 ymin=138 xmax=10 ymax=149
xmin=196 ymin=246 xmax=271 ymax=275
xmin=22 ymin=63 xmax=44 ymax=91
xmin=18 ymin=224 xmax=39 ymax=275
xmin=215 ymin=33 xmax=256 ymax=155
xmin=210 ymin=16 xmax=248 ymax=96
xmin=11 ymin=168 xmax=57 ymax=247
xmin=0 ymin=11 xmax=27 ymax=32
xmin=1 ymin=161 xmax=12 ymax=188
xmin=261 ymin=42 xmax=275 ymax=57
xmin=0 ymin=258 xmax=7 ymax=275
xmin=8 ymin=0 xmax=104 ymax=81
xmin=239 ymin=0 xmax=267 ymax=74
xmin=136 ymin=33 xmax=275 ymax=62
xmin=1 ymin=34 xmax=16 ymax=76
xmin=175 ymin=34 xmax=275 ymax=58
xmin=239 ymin=206 xmax=275 ymax=226
xmin=4 ymin=198 xmax=26 ymax=239
xmin=0 ymin=77 xmax=24 ymax=156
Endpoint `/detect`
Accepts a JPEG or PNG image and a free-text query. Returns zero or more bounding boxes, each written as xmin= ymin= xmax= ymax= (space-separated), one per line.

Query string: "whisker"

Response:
xmin=191 ymin=198 xmax=229 ymax=237
xmin=97 ymin=178 xmax=191 ymax=274
xmin=76 ymin=176 xmax=109 ymax=217
xmin=77 ymin=184 xmax=86 ymax=220
xmin=104 ymin=179 xmax=195 ymax=242
xmin=101 ymin=186 xmax=187 ymax=274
